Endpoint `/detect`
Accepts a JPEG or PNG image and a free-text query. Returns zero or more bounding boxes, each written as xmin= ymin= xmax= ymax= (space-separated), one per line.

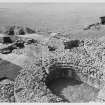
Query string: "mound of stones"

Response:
xmin=0 ymin=25 xmax=36 ymax=45
xmin=0 ymin=38 xmax=40 ymax=54
xmin=0 ymin=39 xmax=25 ymax=54
xmin=1 ymin=25 xmax=36 ymax=35
xmin=13 ymin=34 xmax=105 ymax=102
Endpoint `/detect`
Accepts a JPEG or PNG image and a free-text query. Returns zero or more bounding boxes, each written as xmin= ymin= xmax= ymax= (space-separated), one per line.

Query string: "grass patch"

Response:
xmin=0 ymin=58 xmax=22 ymax=81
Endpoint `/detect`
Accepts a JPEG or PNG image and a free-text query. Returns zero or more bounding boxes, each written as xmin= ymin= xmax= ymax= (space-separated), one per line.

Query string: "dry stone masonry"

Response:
xmin=1 ymin=28 xmax=105 ymax=102
xmin=13 ymin=34 xmax=105 ymax=102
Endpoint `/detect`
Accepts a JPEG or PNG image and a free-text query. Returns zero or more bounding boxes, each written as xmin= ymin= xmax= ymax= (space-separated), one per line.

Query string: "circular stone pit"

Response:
xmin=14 ymin=62 xmax=100 ymax=103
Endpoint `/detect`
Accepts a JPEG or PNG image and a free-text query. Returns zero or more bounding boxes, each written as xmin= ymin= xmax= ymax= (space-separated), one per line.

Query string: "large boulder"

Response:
xmin=47 ymin=35 xmax=65 ymax=51
xmin=2 ymin=37 xmax=13 ymax=44
xmin=64 ymin=40 xmax=84 ymax=49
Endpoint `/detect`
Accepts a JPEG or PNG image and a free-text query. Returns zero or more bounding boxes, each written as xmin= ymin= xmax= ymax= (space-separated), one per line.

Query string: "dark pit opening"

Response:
xmin=46 ymin=66 xmax=99 ymax=102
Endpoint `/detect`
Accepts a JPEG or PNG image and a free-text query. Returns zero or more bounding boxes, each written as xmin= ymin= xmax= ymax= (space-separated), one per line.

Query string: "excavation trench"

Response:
xmin=46 ymin=66 xmax=99 ymax=102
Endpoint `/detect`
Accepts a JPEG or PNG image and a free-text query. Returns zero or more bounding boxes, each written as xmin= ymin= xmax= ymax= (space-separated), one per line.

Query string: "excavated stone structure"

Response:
xmin=13 ymin=35 xmax=105 ymax=102
xmin=1 ymin=32 xmax=105 ymax=102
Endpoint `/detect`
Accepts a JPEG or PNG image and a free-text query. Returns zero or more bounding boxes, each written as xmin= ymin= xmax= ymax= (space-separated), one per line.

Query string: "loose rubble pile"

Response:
xmin=1 ymin=28 xmax=105 ymax=102
xmin=0 ymin=38 xmax=40 ymax=54
xmin=14 ymin=34 xmax=105 ymax=102
xmin=0 ymin=79 xmax=15 ymax=102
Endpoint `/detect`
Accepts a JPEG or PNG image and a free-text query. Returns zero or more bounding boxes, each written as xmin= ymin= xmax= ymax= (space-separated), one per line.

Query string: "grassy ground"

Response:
xmin=0 ymin=58 xmax=22 ymax=81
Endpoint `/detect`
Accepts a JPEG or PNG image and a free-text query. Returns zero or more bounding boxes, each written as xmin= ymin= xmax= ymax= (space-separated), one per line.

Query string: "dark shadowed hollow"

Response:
xmin=46 ymin=66 xmax=99 ymax=102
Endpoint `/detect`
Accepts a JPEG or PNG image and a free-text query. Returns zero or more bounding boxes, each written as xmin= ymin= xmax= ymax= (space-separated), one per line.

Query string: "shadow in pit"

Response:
xmin=46 ymin=66 xmax=83 ymax=102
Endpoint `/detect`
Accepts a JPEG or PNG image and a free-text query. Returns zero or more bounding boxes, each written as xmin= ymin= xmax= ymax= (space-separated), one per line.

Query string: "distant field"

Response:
xmin=0 ymin=3 xmax=105 ymax=39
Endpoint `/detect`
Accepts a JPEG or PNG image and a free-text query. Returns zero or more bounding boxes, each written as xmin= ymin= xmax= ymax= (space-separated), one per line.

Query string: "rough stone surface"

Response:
xmin=13 ymin=36 xmax=101 ymax=102
xmin=14 ymin=62 xmax=65 ymax=102
xmin=0 ymin=79 xmax=15 ymax=102
xmin=41 ymin=36 xmax=105 ymax=102
xmin=2 ymin=32 xmax=105 ymax=102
